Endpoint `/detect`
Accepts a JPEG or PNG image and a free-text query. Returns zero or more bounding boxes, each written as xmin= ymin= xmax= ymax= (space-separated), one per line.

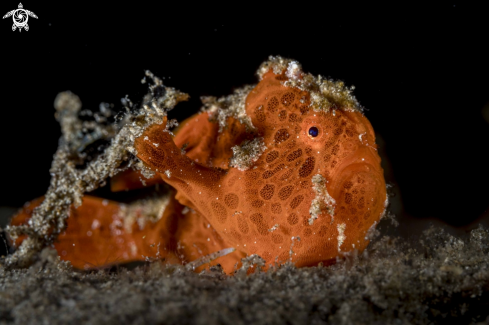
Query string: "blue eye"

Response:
xmin=308 ymin=126 xmax=319 ymax=137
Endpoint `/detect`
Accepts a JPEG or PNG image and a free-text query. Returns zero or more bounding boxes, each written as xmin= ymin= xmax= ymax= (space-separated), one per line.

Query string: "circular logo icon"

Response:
xmin=2 ymin=3 xmax=38 ymax=32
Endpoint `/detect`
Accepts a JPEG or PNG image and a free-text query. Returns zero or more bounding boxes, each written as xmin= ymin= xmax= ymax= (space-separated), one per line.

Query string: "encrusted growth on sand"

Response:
xmin=257 ymin=55 xmax=361 ymax=113
xmin=201 ymin=85 xmax=256 ymax=132
xmin=235 ymin=254 xmax=266 ymax=278
xmin=229 ymin=137 xmax=267 ymax=171
xmin=309 ymin=174 xmax=336 ymax=225
xmin=3 ymin=71 xmax=188 ymax=267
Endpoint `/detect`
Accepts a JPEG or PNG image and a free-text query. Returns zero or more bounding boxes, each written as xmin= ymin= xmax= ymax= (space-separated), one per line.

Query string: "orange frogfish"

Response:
xmin=10 ymin=56 xmax=387 ymax=274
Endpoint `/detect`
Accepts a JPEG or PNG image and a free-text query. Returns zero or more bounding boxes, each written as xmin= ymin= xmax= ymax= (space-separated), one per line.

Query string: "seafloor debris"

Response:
xmin=1 ymin=225 xmax=489 ymax=324
xmin=201 ymin=85 xmax=255 ymax=132
xmin=257 ymin=56 xmax=360 ymax=113
xmin=229 ymin=137 xmax=267 ymax=171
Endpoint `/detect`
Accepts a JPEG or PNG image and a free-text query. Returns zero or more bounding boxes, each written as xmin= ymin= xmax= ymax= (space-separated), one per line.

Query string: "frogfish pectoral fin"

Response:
xmin=135 ymin=121 xmax=227 ymax=214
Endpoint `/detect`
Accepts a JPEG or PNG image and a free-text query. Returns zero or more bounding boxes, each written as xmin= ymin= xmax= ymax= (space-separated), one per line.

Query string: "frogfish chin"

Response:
xmin=10 ymin=56 xmax=387 ymax=274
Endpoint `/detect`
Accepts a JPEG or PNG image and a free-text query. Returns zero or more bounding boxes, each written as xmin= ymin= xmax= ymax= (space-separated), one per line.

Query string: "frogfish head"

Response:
xmin=232 ymin=57 xmax=387 ymax=267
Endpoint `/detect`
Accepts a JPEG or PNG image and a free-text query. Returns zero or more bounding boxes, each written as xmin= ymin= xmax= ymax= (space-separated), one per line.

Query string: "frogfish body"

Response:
xmin=10 ymin=57 xmax=387 ymax=274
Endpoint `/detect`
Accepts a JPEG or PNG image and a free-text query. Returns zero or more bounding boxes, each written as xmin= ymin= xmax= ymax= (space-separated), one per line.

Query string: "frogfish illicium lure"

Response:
xmin=10 ymin=56 xmax=387 ymax=274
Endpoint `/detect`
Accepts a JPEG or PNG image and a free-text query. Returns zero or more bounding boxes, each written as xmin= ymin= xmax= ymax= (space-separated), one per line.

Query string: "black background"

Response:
xmin=1 ymin=3 xmax=488 ymax=227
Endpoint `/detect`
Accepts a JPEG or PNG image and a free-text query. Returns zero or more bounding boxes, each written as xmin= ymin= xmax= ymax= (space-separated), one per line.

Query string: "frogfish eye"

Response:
xmin=308 ymin=126 xmax=319 ymax=137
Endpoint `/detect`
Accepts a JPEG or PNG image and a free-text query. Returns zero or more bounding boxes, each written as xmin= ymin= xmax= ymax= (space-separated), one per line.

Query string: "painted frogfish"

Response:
xmin=10 ymin=56 xmax=387 ymax=274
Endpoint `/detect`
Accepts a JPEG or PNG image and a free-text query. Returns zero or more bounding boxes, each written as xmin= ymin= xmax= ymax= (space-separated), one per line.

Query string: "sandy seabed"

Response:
xmin=1 ymin=222 xmax=489 ymax=325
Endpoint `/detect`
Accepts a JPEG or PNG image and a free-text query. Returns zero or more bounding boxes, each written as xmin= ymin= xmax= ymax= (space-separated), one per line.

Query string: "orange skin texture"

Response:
xmin=10 ymin=70 xmax=386 ymax=274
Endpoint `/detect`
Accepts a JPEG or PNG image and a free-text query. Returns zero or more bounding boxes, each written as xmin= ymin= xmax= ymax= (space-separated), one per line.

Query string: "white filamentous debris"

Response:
xmin=268 ymin=224 xmax=280 ymax=232
xmin=229 ymin=137 xmax=267 ymax=171
xmin=181 ymin=206 xmax=190 ymax=215
xmin=257 ymin=55 xmax=362 ymax=113
xmin=285 ymin=61 xmax=302 ymax=81
xmin=185 ymin=247 xmax=236 ymax=271
xmin=337 ymin=223 xmax=346 ymax=252
xmin=118 ymin=192 xmax=171 ymax=233
xmin=164 ymin=118 xmax=179 ymax=136
xmin=365 ymin=221 xmax=379 ymax=241
xmin=134 ymin=160 xmax=155 ymax=180
xmin=164 ymin=170 xmax=172 ymax=178
xmin=381 ymin=191 xmax=389 ymax=219
xmin=4 ymin=71 xmax=189 ymax=268
xmin=201 ymin=85 xmax=256 ymax=133
xmin=309 ymin=174 xmax=336 ymax=225
xmin=256 ymin=55 xmax=290 ymax=79
xmin=289 ymin=236 xmax=301 ymax=261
